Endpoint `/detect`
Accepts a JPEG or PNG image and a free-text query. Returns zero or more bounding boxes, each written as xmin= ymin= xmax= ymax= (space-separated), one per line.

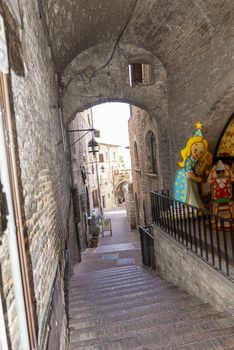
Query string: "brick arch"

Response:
xmin=115 ymin=180 xmax=129 ymax=205
xmin=41 ymin=0 xmax=231 ymax=74
xmin=61 ymin=43 xmax=168 ymax=127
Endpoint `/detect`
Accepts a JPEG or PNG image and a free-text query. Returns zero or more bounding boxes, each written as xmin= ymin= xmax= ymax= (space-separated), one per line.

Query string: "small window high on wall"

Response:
xmin=128 ymin=62 xmax=151 ymax=87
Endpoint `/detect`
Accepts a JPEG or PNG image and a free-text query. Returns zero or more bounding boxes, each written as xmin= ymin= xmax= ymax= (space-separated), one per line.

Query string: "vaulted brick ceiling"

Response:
xmin=42 ymin=0 xmax=233 ymax=74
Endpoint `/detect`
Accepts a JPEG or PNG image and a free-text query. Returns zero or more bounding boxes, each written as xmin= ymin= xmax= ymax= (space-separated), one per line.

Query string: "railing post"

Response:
xmin=208 ymin=214 xmax=215 ymax=266
xmin=138 ymin=225 xmax=155 ymax=270
xmin=220 ymin=218 xmax=229 ymax=276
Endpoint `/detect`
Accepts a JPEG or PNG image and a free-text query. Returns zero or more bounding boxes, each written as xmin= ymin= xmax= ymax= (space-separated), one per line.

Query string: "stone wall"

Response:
xmin=1 ymin=0 xmax=234 ymax=347
xmin=128 ymin=106 xmax=164 ymax=226
xmin=59 ymin=2 xmax=234 ymax=188
xmin=3 ymin=0 xmax=73 ymax=347
xmin=164 ymin=3 xmax=234 ymax=175
xmin=124 ymin=182 xmax=136 ymax=229
xmin=61 ymin=43 xmax=169 ymax=129
xmin=154 ymin=227 xmax=234 ymax=317
xmin=68 ymin=109 xmax=93 ymax=251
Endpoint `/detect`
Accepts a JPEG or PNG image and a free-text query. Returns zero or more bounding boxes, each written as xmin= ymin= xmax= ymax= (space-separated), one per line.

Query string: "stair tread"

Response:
xmin=69 ymin=243 xmax=234 ymax=349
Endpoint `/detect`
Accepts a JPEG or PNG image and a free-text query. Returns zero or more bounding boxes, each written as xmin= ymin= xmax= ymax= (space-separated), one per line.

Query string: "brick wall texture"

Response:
xmin=68 ymin=109 xmax=93 ymax=251
xmin=128 ymin=106 xmax=163 ymax=225
xmin=59 ymin=1 xmax=234 ymax=183
xmin=124 ymin=183 xmax=136 ymax=229
xmin=0 ymin=0 xmax=74 ymax=348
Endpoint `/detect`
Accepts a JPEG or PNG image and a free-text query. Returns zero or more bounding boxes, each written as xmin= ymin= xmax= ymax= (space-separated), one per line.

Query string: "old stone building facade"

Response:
xmin=0 ymin=1 xmax=72 ymax=348
xmin=93 ymin=142 xmax=131 ymax=211
xmin=129 ymin=106 xmax=162 ymax=225
xmin=68 ymin=109 xmax=93 ymax=253
xmin=0 ymin=0 xmax=234 ymax=349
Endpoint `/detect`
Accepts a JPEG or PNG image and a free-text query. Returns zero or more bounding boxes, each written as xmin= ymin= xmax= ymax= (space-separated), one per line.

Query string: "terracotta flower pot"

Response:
xmin=90 ymin=237 xmax=98 ymax=248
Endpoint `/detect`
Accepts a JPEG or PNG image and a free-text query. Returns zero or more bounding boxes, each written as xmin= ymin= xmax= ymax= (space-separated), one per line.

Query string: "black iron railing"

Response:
xmin=151 ymin=191 xmax=234 ymax=279
xmin=139 ymin=225 xmax=156 ymax=270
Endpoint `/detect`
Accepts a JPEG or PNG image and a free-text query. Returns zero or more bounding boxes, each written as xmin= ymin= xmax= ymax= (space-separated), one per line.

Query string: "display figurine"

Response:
xmin=173 ymin=122 xmax=212 ymax=210
xmin=207 ymin=160 xmax=234 ymax=218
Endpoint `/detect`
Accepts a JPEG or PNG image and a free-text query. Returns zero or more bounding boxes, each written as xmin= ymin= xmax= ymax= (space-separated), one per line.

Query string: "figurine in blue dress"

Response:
xmin=173 ymin=122 xmax=212 ymax=209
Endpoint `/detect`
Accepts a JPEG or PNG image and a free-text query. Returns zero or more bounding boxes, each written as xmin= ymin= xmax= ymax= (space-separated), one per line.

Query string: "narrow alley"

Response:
xmin=68 ymin=209 xmax=234 ymax=350
xmin=1 ymin=1 xmax=234 ymax=349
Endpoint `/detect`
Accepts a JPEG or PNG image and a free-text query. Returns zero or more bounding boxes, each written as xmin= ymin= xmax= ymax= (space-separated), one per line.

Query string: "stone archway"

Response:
xmin=61 ymin=43 xmax=172 ymax=189
xmin=61 ymin=43 xmax=168 ymax=125
xmin=115 ymin=180 xmax=129 ymax=206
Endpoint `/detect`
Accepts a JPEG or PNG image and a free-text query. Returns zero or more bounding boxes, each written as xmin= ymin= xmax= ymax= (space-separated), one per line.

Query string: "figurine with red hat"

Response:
xmin=207 ymin=159 xmax=234 ymax=218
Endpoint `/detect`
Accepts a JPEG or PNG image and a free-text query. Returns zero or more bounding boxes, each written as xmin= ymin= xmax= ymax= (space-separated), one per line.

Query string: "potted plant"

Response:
xmin=89 ymin=216 xmax=100 ymax=248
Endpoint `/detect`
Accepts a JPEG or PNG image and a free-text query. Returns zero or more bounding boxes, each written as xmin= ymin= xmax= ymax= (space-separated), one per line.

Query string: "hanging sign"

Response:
xmin=0 ymin=15 xmax=8 ymax=73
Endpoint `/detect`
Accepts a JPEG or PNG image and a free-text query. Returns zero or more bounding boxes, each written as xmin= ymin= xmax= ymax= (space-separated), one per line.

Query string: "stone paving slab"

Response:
xmin=93 ymin=243 xmax=136 ymax=253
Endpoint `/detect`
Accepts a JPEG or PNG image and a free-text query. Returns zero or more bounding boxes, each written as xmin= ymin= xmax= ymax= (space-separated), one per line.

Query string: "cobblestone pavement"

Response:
xmin=68 ymin=209 xmax=234 ymax=350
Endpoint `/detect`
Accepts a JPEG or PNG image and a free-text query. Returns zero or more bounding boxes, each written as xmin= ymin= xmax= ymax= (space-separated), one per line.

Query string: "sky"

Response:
xmin=92 ymin=102 xmax=130 ymax=147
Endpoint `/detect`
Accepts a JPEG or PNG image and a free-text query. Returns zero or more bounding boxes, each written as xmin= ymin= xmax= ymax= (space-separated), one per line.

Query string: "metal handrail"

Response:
xmin=139 ymin=225 xmax=155 ymax=270
xmin=151 ymin=190 xmax=234 ymax=279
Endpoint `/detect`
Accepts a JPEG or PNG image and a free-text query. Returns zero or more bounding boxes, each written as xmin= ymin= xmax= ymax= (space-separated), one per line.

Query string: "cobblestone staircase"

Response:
xmin=68 ymin=264 xmax=234 ymax=349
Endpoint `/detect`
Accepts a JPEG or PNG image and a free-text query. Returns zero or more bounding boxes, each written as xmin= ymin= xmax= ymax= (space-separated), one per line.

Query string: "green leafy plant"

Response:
xmin=89 ymin=216 xmax=100 ymax=238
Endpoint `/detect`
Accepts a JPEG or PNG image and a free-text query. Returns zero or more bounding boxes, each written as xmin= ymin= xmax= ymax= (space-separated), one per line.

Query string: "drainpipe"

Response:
xmin=0 ymin=292 xmax=9 ymax=350
xmin=0 ymin=111 xmax=30 ymax=349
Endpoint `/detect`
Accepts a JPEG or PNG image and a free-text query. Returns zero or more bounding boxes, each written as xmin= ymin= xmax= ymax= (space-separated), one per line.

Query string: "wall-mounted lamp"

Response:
xmin=88 ymin=138 xmax=99 ymax=155
xmin=67 ymin=127 xmax=99 ymax=147
xmin=100 ymin=165 xmax=105 ymax=173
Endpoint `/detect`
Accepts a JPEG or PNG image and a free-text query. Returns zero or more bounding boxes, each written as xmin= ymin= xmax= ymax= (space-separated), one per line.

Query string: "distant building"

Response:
xmin=87 ymin=142 xmax=131 ymax=212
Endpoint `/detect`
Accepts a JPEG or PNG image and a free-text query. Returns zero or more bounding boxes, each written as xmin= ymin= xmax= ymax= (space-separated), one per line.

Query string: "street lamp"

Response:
xmin=88 ymin=138 xmax=103 ymax=218
xmin=88 ymin=138 xmax=99 ymax=155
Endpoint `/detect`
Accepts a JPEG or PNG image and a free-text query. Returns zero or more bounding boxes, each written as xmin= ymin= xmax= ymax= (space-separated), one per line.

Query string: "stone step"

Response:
xmin=71 ymin=265 xmax=141 ymax=277
xmin=69 ymin=277 xmax=168 ymax=298
xmin=70 ymin=278 xmax=158 ymax=295
xmin=69 ymin=322 xmax=234 ymax=350
xmin=69 ymin=309 xmax=226 ymax=343
xmin=69 ymin=286 xmax=188 ymax=313
xmin=70 ymin=272 xmax=156 ymax=290
xmin=69 ymin=266 xmax=151 ymax=285
xmin=69 ymin=294 xmax=206 ymax=323
xmin=69 ymin=283 xmax=177 ymax=310
xmin=69 ymin=248 xmax=234 ymax=349
xmin=69 ymin=301 xmax=215 ymax=331
xmin=69 ymin=299 xmax=219 ymax=329
xmin=69 ymin=281 xmax=177 ymax=305
xmin=69 ymin=292 xmax=200 ymax=318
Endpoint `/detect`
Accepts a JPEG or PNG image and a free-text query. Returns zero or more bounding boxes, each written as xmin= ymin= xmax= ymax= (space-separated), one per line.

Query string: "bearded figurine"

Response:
xmin=207 ymin=160 xmax=234 ymax=218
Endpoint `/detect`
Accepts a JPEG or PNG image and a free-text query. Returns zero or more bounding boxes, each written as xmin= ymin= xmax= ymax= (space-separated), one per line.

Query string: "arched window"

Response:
xmin=134 ymin=141 xmax=139 ymax=168
xmin=147 ymin=131 xmax=157 ymax=174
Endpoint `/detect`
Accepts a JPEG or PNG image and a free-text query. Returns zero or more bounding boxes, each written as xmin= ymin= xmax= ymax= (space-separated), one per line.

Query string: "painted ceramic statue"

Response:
xmin=207 ymin=160 xmax=234 ymax=218
xmin=173 ymin=122 xmax=212 ymax=209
